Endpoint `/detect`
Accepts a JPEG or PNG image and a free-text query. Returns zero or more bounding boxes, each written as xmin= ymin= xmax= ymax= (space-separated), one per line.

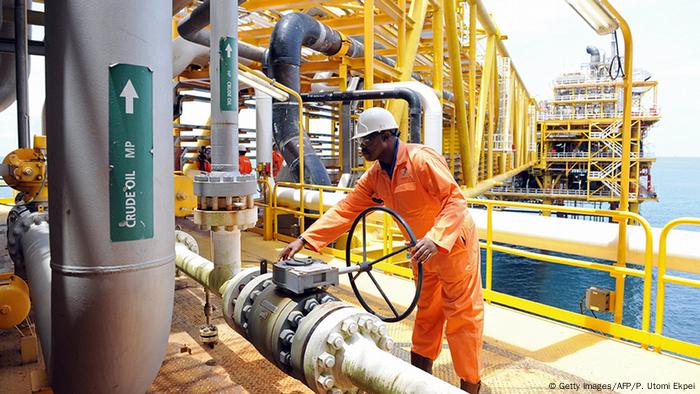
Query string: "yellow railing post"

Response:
xmin=486 ymin=203 xmax=493 ymax=295
xmin=655 ymin=218 xmax=700 ymax=355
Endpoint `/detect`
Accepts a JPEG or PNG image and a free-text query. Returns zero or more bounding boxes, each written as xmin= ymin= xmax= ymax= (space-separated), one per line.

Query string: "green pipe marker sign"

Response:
xmin=219 ymin=36 xmax=236 ymax=111
xmin=108 ymin=63 xmax=154 ymax=242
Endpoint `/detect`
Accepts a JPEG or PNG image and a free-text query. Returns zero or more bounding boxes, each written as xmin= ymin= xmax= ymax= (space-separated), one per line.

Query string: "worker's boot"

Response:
xmin=460 ymin=379 xmax=481 ymax=394
xmin=410 ymin=351 xmax=433 ymax=374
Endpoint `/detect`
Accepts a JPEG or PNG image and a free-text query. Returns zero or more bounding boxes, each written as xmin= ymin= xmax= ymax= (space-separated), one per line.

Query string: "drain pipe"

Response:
xmin=374 ymin=82 xmax=442 ymax=153
xmin=300 ymin=89 xmax=423 ymax=143
xmin=14 ymin=0 xmax=29 ymax=148
xmin=45 ymin=1 xmax=174 ymax=392
xmin=268 ymin=12 xmax=363 ymax=185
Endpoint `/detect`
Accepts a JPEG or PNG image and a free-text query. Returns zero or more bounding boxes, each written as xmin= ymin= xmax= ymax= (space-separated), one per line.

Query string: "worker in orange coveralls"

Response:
xmin=238 ymin=147 xmax=252 ymax=174
xmin=278 ymin=107 xmax=484 ymax=393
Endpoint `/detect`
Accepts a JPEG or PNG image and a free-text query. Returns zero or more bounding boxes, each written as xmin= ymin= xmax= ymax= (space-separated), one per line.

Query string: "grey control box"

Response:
xmin=273 ymin=256 xmax=340 ymax=294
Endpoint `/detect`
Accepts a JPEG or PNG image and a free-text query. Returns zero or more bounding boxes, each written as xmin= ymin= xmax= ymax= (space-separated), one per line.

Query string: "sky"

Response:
xmin=1 ymin=1 xmax=698 ymax=157
xmin=484 ymin=0 xmax=700 ymax=157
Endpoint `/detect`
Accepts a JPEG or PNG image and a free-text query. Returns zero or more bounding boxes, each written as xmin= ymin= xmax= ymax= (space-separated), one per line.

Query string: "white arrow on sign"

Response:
xmin=120 ymin=80 xmax=139 ymax=114
xmin=225 ymin=42 xmax=233 ymax=58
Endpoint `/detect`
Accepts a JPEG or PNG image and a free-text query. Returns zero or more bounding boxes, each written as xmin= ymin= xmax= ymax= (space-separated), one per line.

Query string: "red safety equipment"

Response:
xmin=239 ymin=154 xmax=252 ymax=174
xmin=272 ymin=150 xmax=284 ymax=177
xmin=300 ymin=141 xmax=483 ymax=383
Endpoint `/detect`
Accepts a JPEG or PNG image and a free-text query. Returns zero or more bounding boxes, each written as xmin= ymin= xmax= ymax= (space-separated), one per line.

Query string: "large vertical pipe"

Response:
xmin=14 ymin=0 xmax=29 ymax=148
xmin=209 ymin=0 xmax=238 ymax=173
xmin=45 ymin=1 xmax=174 ymax=392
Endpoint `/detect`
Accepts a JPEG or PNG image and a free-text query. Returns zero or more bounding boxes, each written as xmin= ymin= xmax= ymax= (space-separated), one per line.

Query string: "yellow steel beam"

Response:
xmin=468 ymin=1 xmax=476 ymax=176
xmin=487 ymin=47 xmax=498 ymax=179
xmin=385 ymin=0 xmax=429 ymax=138
xmin=467 ymin=0 xmax=532 ymax=99
xmin=472 ymin=34 xmax=496 ymax=182
xmin=432 ymin=1 xmax=443 ymax=101
xmin=364 ymin=0 xmax=374 ymax=109
xmin=239 ymin=14 xmax=394 ymax=41
xmin=443 ymin=0 xmax=472 ymax=185
xmin=375 ymin=0 xmax=402 ymax=21
xmin=243 ymin=0 xmax=349 ymax=11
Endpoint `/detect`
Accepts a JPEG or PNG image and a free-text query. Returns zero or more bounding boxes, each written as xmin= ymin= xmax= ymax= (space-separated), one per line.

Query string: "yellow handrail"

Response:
xmin=655 ymin=218 xmax=700 ymax=358
xmin=467 ymin=198 xmax=654 ymax=348
xmin=262 ymin=183 xmax=699 ymax=360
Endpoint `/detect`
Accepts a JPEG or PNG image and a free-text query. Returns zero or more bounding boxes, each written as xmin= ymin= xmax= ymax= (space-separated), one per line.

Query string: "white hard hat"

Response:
xmin=353 ymin=107 xmax=399 ymax=140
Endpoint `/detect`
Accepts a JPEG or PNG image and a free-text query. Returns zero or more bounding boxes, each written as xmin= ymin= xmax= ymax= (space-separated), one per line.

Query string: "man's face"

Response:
xmin=359 ymin=131 xmax=383 ymax=162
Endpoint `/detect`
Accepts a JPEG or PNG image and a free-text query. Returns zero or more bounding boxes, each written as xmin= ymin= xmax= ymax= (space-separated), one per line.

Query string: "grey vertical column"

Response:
xmin=45 ymin=1 xmax=174 ymax=393
xmin=210 ymin=0 xmax=238 ymax=173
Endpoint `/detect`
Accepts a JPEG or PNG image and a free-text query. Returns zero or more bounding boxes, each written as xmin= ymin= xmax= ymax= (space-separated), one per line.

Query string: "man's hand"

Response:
xmin=278 ymin=238 xmax=305 ymax=261
xmin=411 ymin=237 xmax=438 ymax=264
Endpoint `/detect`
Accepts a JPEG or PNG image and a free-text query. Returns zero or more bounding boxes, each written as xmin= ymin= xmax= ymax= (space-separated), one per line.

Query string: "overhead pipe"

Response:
xmin=176 ymin=0 xmax=266 ymax=63
xmin=14 ymin=0 xmax=29 ymax=148
xmin=300 ymin=89 xmax=423 ymax=144
xmin=45 ymin=1 xmax=174 ymax=392
xmin=374 ymin=82 xmax=442 ymax=153
xmin=267 ymin=12 xmax=363 ymax=185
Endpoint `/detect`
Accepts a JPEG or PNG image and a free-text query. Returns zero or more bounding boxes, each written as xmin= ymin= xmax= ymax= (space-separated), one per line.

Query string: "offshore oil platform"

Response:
xmin=0 ymin=0 xmax=699 ymax=393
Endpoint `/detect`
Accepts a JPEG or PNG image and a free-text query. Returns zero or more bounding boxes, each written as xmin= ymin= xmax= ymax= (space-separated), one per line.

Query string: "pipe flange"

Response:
xmin=233 ymin=272 xmax=272 ymax=336
xmin=193 ymin=172 xmax=258 ymax=197
xmin=192 ymin=208 xmax=257 ymax=230
xmin=222 ymin=267 xmax=261 ymax=329
xmin=297 ymin=305 xmax=387 ymax=393
xmin=6 ymin=207 xmax=49 ymax=269
xmin=174 ymin=230 xmax=199 ymax=254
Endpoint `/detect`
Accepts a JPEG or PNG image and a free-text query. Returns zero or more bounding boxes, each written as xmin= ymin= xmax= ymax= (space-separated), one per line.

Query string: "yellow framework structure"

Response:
xmin=174 ymin=0 xmax=535 ymax=188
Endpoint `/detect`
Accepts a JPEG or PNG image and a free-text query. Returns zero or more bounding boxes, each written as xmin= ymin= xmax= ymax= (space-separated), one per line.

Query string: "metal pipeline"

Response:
xmin=6 ymin=208 xmax=51 ymax=369
xmin=300 ymin=89 xmax=423 ymax=143
xmin=268 ymin=12 xmax=363 ymax=185
xmin=176 ymin=0 xmax=266 ymax=63
xmin=174 ymin=238 xmax=462 ymax=393
xmin=45 ymin=1 xmax=174 ymax=392
xmin=374 ymin=82 xmax=442 ymax=153
xmin=14 ymin=0 xmax=29 ymax=148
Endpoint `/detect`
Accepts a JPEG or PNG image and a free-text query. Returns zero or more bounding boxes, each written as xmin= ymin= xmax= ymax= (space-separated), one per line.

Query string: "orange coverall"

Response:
xmin=301 ymin=141 xmax=484 ymax=382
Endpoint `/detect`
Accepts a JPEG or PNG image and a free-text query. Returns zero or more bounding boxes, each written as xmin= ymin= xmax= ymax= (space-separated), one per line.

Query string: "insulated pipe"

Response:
xmin=14 ymin=0 xmax=29 ymax=148
xmin=211 ymin=227 xmax=241 ymax=278
xmin=175 ymin=241 xmax=231 ymax=295
xmin=45 ymin=1 xmax=174 ymax=392
xmin=300 ymin=89 xmax=423 ymax=144
xmin=255 ymin=90 xmax=273 ymax=164
xmin=341 ymin=335 xmax=461 ymax=393
xmin=209 ymin=0 xmax=238 ymax=173
xmin=268 ymin=12 xmax=364 ymax=185
xmin=374 ymin=82 xmax=442 ymax=153
xmin=18 ymin=218 xmax=51 ymax=371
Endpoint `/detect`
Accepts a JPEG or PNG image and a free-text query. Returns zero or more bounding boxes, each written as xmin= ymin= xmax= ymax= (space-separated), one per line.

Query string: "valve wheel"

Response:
xmin=345 ymin=206 xmax=422 ymax=323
